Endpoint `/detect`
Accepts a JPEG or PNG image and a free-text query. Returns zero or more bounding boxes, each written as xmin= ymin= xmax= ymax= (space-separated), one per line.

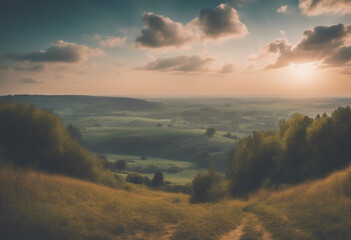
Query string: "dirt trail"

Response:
xmin=219 ymin=217 xmax=246 ymax=240
xmin=254 ymin=221 xmax=273 ymax=240
xmin=126 ymin=223 xmax=178 ymax=240
xmin=220 ymin=214 xmax=274 ymax=240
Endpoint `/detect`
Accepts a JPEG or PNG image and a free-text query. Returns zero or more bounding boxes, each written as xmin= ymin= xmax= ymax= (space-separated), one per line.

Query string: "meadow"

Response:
xmin=1 ymin=161 xmax=350 ymax=240
xmin=1 ymin=96 xmax=351 ymax=239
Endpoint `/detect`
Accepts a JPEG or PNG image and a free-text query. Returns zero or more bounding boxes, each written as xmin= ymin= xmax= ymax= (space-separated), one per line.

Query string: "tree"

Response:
xmin=114 ymin=159 xmax=126 ymax=170
xmin=126 ymin=173 xmax=144 ymax=184
xmin=205 ymin=127 xmax=216 ymax=137
xmin=0 ymin=103 xmax=118 ymax=187
xmin=191 ymin=166 xmax=226 ymax=203
xmin=66 ymin=123 xmax=82 ymax=142
xmin=151 ymin=171 xmax=164 ymax=187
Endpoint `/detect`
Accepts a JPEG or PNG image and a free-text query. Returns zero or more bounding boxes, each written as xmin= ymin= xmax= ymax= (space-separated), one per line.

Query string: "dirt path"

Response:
xmin=126 ymin=223 xmax=178 ymax=240
xmin=220 ymin=214 xmax=274 ymax=240
xmin=219 ymin=217 xmax=246 ymax=240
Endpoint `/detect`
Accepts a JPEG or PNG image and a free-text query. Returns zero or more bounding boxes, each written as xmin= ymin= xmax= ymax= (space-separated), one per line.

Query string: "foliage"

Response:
xmin=150 ymin=171 xmax=164 ymax=187
xmin=227 ymin=107 xmax=351 ymax=197
xmin=66 ymin=123 xmax=82 ymax=142
xmin=0 ymin=103 xmax=118 ymax=187
xmin=205 ymin=127 xmax=216 ymax=137
xmin=191 ymin=166 xmax=227 ymax=203
xmin=114 ymin=159 xmax=127 ymax=170
xmin=126 ymin=173 xmax=145 ymax=184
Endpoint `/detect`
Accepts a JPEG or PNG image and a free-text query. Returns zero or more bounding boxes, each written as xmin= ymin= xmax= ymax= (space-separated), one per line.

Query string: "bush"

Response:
xmin=114 ymin=160 xmax=126 ymax=170
xmin=150 ymin=171 xmax=164 ymax=187
xmin=126 ymin=173 xmax=144 ymax=184
xmin=191 ymin=167 xmax=227 ymax=203
xmin=205 ymin=127 xmax=216 ymax=137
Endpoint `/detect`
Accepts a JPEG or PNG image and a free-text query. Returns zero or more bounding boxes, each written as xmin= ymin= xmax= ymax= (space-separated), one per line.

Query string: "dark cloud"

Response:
xmin=257 ymin=24 xmax=351 ymax=70
xmin=135 ymin=4 xmax=248 ymax=49
xmin=135 ymin=13 xmax=192 ymax=49
xmin=299 ymin=0 xmax=351 ymax=15
xmin=193 ymin=3 xmax=248 ymax=39
xmin=19 ymin=78 xmax=42 ymax=84
xmin=4 ymin=40 xmax=104 ymax=63
xmin=142 ymin=55 xmax=215 ymax=72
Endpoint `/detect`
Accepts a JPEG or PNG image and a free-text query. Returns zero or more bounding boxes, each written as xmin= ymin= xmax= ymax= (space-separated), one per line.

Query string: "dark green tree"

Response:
xmin=151 ymin=171 xmax=164 ymax=187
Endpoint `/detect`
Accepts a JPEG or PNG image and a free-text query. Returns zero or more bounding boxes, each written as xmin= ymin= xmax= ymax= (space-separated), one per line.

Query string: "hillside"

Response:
xmin=0 ymin=95 xmax=162 ymax=113
xmin=1 ymin=163 xmax=350 ymax=240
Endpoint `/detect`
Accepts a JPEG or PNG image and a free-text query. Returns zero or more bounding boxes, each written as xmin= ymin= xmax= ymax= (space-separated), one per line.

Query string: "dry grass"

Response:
xmin=245 ymin=166 xmax=351 ymax=240
xmin=1 ymin=164 xmax=351 ymax=239
xmin=0 ymin=165 xmax=245 ymax=240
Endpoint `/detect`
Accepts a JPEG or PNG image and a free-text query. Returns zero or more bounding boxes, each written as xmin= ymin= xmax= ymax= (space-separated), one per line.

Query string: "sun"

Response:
xmin=288 ymin=63 xmax=316 ymax=82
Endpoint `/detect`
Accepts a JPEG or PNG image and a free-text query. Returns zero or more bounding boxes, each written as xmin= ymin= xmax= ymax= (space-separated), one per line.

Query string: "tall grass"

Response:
xmin=246 ymin=166 xmax=351 ymax=240
xmin=0 ymin=165 xmax=245 ymax=240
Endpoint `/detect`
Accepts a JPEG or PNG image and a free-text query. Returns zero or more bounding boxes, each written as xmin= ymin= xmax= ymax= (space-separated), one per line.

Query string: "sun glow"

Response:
xmin=288 ymin=63 xmax=317 ymax=83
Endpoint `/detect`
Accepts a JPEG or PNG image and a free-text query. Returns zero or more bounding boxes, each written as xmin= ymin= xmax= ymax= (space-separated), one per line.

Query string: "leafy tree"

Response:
xmin=191 ymin=166 xmax=226 ymax=203
xmin=114 ymin=159 xmax=126 ymax=170
xmin=0 ymin=103 xmax=117 ymax=187
xmin=150 ymin=171 xmax=164 ymax=187
xmin=126 ymin=173 xmax=144 ymax=184
xmin=66 ymin=123 xmax=82 ymax=142
xmin=205 ymin=127 xmax=216 ymax=137
xmin=226 ymin=106 xmax=351 ymax=197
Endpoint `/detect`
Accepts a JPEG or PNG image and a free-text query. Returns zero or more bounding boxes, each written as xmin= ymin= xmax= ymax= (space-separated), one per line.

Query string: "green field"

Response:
xmin=105 ymin=153 xmax=198 ymax=184
xmin=82 ymin=126 xmax=235 ymax=171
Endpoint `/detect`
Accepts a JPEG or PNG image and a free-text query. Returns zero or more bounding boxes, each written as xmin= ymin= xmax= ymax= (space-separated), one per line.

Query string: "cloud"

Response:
xmin=14 ymin=64 xmax=46 ymax=72
xmin=254 ymin=24 xmax=351 ymax=72
xmin=0 ymin=64 xmax=45 ymax=73
xmin=141 ymin=55 xmax=215 ymax=72
xmin=19 ymin=78 xmax=42 ymax=84
xmin=219 ymin=63 xmax=236 ymax=74
xmin=277 ymin=5 xmax=288 ymax=13
xmin=192 ymin=3 xmax=248 ymax=40
xmin=135 ymin=4 xmax=248 ymax=49
xmin=4 ymin=40 xmax=104 ymax=63
xmin=299 ymin=0 xmax=351 ymax=15
xmin=99 ymin=36 xmax=127 ymax=47
xmin=135 ymin=13 xmax=193 ymax=49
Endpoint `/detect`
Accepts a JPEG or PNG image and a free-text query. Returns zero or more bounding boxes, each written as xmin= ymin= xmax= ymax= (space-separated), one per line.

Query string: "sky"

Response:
xmin=1 ymin=0 xmax=351 ymax=97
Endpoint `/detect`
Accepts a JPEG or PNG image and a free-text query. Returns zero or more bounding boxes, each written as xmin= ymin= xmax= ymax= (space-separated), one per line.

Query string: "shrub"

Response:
xmin=191 ymin=167 xmax=227 ymax=203
xmin=126 ymin=173 xmax=144 ymax=184
xmin=114 ymin=160 xmax=126 ymax=170
xmin=150 ymin=171 xmax=164 ymax=187
xmin=205 ymin=127 xmax=216 ymax=137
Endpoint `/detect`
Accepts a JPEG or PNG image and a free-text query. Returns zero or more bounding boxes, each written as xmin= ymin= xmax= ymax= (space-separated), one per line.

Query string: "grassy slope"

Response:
xmin=245 ymin=166 xmax=351 ymax=240
xmin=0 ymin=165 xmax=244 ymax=240
xmin=1 ymin=164 xmax=351 ymax=240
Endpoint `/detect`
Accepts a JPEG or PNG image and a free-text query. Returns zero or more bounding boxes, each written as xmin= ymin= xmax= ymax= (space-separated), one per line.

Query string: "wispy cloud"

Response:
xmin=140 ymin=55 xmax=215 ymax=73
xmin=19 ymin=78 xmax=42 ymax=84
xmin=277 ymin=5 xmax=288 ymax=13
xmin=299 ymin=0 xmax=351 ymax=16
xmin=98 ymin=35 xmax=127 ymax=47
xmin=4 ymin=40 xmax=104 ymax=63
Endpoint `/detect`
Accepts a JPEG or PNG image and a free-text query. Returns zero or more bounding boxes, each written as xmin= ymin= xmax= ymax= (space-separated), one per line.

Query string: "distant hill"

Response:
xmin=0 ymin=95 xmax=162 ymax=114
